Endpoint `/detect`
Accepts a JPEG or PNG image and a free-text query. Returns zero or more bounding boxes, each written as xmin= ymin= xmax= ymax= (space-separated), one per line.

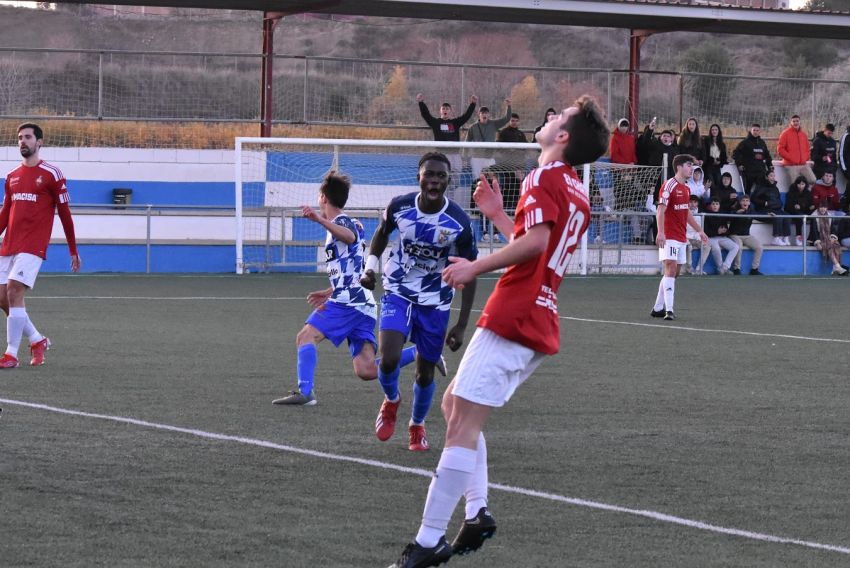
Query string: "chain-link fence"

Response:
xmin=2 ymin=48 xmax=849 ymax=148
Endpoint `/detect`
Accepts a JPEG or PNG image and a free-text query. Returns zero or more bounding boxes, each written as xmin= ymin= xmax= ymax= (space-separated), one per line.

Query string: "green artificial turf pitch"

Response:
xmin=1 ymin=273 xmax=849 ymax=567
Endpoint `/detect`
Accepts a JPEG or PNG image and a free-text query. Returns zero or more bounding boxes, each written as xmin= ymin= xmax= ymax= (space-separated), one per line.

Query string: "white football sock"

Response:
xmin=662 ymin=276 xmax=675 ymax=312
xmin=6 ymin=307 xmax=28 ymax=357
xmin=24 ymin=316 xmax=43 ymax=344
xmin=416 ymin=446 xmax=477 ymax=548
xmin=464 ymin=432 xmax=489 ymax=519
xmin=653 ymin=279 xmax=665 ymax=311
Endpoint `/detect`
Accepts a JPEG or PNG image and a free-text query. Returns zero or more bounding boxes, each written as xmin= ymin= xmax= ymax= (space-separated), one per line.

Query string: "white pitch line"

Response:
xmin=1 ymin=397 xmax=848 ymax=556
xmin=559 ymin=316 xmax=850 ymax=344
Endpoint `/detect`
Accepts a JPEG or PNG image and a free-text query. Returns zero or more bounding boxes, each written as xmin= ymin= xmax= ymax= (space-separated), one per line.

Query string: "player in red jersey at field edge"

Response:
xmin=650 ymin=154 xmax=709 ymax=322
xmin=0 ymin=123 xmax=81 ymax=368
xmin=388 ymin=96 xmax=610 ymax=568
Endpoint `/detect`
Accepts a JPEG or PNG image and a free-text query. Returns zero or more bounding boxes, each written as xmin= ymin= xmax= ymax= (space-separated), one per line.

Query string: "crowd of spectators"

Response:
xmin=415 ymin=96 xmax=850 ymax=269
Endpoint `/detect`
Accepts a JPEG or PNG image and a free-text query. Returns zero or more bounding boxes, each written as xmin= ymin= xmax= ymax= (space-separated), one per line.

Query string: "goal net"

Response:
xmin=234 ymin=138 xmax=663 ymax=275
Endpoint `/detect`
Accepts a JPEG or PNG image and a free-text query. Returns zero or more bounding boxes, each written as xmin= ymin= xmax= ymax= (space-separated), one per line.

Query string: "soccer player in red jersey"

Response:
xmin=0 ymin=123 xmax=81 ymax=368
xmin=388 ymin=96 xmax=610 ymax=568
xmin=650 ymin=154 xmax=709 ymax=321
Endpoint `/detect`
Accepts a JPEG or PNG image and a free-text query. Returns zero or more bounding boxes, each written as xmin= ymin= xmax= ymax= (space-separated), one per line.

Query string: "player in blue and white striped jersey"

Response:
xmin=361 ymin=152 xmax=478 ymax=451
xmin=272 ymin=171 xmax=418 ymax=406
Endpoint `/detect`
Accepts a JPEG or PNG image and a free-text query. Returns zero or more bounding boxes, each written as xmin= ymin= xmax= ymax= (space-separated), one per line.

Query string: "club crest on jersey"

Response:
xmin=35 ymin=175 xmax=43 ymax=186
xmin=438 ymin=229 xmax=451 ymax=244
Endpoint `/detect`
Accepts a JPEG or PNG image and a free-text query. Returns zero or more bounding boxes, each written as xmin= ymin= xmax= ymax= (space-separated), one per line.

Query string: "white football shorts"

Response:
xmin=658 ymin=239 xmax=687 ymax=264
xmin=451 ymin=327 xmax=547 ymax=408
xmin=0 ymin=253 xmax=44 ymax=289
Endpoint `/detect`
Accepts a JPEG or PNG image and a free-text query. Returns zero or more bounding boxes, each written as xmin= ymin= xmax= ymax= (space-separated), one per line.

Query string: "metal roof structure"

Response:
xmin=52 ymin=0 xmax=850 ymax=39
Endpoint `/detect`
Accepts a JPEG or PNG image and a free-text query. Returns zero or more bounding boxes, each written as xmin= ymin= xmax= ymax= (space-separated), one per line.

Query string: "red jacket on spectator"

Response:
xmin=811 ymin=179 xmax=841 ymax=211
xmin=777 ymin=126 xmax=810 ymax=166
xmin=610 ymin=130 xmax=637 ymax=164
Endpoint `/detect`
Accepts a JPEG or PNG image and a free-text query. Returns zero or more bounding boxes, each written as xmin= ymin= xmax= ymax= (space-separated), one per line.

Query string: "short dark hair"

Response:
xmin=479 ymin=106 xmax=490 ymax=113
xmin=751 ymin=123 xmax=761 ymax=129
xmin=672 ymin=154 xmax=695 ymax=169
xmin=510 ymin=113 xmax=519 ymax=119
xmin=825 ymin=123 xmax=835 ymax=131
xmin=660 ymin=129 xmax=675 ymax=137
xmin=562 ymin=95 xmax=610 ymax=166
xmin=18 ymin=122 xmax=43 ymax=140
xmin=320 ymin=170 xmax=351 ymax=208
xmin=440 ymin=102 xmax=452 ymax=109
xmin=418 ymin=151 xmax=451 ymax=171
xmin=791 ymin=114 xmax=800 ymax=120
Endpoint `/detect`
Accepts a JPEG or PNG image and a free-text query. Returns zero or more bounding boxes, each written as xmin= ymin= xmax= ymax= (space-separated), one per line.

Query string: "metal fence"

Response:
xmin=2 ymin=48 xmax=849 ymax=146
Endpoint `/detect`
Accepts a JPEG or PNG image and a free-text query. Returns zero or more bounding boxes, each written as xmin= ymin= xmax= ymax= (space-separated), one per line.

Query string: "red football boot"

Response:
xmin=375 ymin=397 xmax=401 ymax=442
xmin=0 ymin=353 xmax=20 ymax=369
xmin=408 ymin=424 xmax=430 ymax=452
xmin=30 ymin=338 xmax=50 ymax=366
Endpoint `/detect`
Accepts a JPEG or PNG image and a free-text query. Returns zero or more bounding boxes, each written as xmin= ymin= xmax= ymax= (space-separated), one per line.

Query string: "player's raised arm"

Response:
xmin=443 ymin=223 xmax=551 ymax=289
xmin=474 ymin=174 xmax=514 ymax=238
xmin=302 ymin=205 xmax=356 ymax=244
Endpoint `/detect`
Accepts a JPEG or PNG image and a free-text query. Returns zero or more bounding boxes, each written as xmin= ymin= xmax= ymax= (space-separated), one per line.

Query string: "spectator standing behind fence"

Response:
xmin=684 ymin=195 xmax=710 ymax=275
xmin=751 ymin=171 xmax=791 ymax=246
xmin=733 ymin=123 xmax=772 ymax=195
xmin=493 ymin=114 xmax=527 ymax=214
xmin=610 ymin=118 xmax=637 ymax=165
xmin=638 ymin=118 xmax=679 ymax=201
xmin=417 ymin=93 xmax=477 ymax=142
xmin=712 ymin=171 xmax=738 ymax=213
xmin=839 ymin=123 xmax=850 ymax=181
xmin=609 ymin=118 xmax=644 ymax=242
xmin=531 ymin=108 xmax=556 ymax=143
xmin=811 ymin=171 xmax=844 ymax=216
xmin=728 ymin=195 xmax=764 ymax=276
xmin=777 ymin=114 xmax=816 ymax=186
xmin=701 ymin=123 xmax=729 ymax=189
xmin=703 ymin=197 xmax=739 ymax=274
xmin=465 ymin=99 xmax=512 ymax=179
xmin=812 ymin=203 xmax=848 ymax=276
xmin=677 ymin=117 xmax=703 ymax=166
xmin=810 ymin=123 xmax=838 ymax=180
xmin=784 ymin=175 xmax=815 ymax=245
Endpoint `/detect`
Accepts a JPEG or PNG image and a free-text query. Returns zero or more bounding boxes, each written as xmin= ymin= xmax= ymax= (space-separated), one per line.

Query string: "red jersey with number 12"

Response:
xmin=477 ymin=161 xmax=590 ymax=355
xmin=658 ymin=177 xmax=691 ymax=243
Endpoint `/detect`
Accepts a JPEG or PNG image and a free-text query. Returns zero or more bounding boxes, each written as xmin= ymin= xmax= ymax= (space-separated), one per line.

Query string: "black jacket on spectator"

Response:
xmin=638 ymin=127 xmax=679 ymax=177
xmin=711 ymin=182 xmax=738 ymax=213
xmin=678 ymin=138 xmax=703 ymax=164
xmin=784 ymin=185 xmax=815 ymax=216
xmin=418 ymin=101 xmax=476 ymax=142
xmin=733 ymin=134 xmax=772 ymax=176
xmin=810 ymin=130 xmax=838 ymax=178
xmin=728 ymin=202 xmax=756 ymax=236
xmin=751 ymin=178 xmax=783 ymax=213
xmin=701 ymin=135 xmax=728 ymax=170
xmin=703 ymin=214 xmax=731 ymax=238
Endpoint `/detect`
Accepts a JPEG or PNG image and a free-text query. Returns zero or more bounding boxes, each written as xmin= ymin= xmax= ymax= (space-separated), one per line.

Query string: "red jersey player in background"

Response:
xmin=0 ymin=123 xmax=81 ymax=368
xmin=388 ymin=96 xmax=610 ymax=568
xmin=650 ymin=154 xmax=708 ymax=322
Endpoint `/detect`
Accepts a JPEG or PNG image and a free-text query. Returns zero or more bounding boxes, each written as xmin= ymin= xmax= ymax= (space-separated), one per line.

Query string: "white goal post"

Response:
xmin=234 ymin=137 xmax=663 ymax=275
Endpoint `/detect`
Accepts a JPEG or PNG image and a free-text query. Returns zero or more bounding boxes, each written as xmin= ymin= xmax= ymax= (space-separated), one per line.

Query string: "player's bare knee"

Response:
xmin=353 ymin=358 xmax=378 ymax=381
xmin=295 ymin=326 xmax=320 ymax=346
